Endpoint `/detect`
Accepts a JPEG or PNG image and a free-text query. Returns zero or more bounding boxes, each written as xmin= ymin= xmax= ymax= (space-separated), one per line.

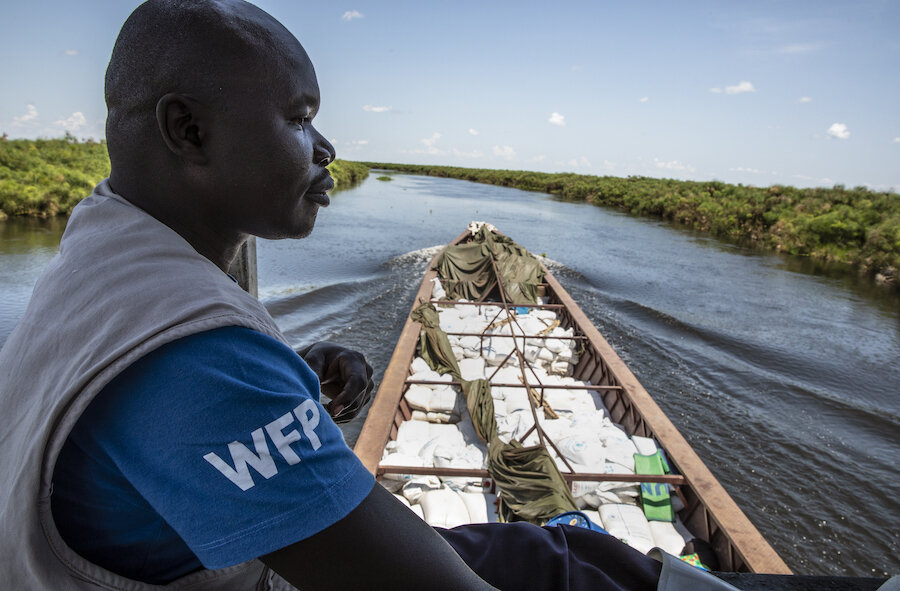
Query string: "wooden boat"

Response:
xmin=354 ymin=225 xmax=791 ymax=574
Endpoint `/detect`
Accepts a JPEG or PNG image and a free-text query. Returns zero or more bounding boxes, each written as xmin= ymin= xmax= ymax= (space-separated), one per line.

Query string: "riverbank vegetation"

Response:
xmin=328 ymin=159 xmax=370 ymax=189
xmin=0 ymin=134 xmax=109 ymax=219
xmin=0 ymin=135 xmax=368 ymax=220
xmin=362 ymin=162 xmax=900 ymax=282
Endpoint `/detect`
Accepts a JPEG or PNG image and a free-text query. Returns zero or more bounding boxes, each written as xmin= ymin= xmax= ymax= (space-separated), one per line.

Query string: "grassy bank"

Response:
xmin=0 ymin=135 xmax=110 ymax=219
xmin=327 ymin=159 xmax=370 ymax=189
xmin=362 ymin=162 xmax=900 ymax=281
xmin=0 ymin=135 xmax=368 ymax=220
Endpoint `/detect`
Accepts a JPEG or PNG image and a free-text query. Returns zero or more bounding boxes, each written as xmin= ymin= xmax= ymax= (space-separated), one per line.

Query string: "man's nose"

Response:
xmin=313 ymin=131 xmax=336 ymax=166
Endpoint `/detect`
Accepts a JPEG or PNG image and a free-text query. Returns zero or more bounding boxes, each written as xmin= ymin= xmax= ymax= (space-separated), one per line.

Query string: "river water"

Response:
xmin=1 ymin=172 xmax=897 ymax=577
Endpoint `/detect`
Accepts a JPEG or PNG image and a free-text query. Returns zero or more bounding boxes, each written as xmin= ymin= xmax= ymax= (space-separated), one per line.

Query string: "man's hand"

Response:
xmin=296 ymin=342 xmax=374 ymax=423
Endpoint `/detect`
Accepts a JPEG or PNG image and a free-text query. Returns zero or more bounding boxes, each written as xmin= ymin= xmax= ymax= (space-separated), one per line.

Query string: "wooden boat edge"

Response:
xmin=355 ymin=230 xmax=467 ymax=472
xmin=542 ymin=268 xmax=791 ymax=574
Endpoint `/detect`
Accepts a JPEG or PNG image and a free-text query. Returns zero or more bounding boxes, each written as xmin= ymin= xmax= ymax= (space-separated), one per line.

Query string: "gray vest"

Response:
xmin=0 ymin=181 xmax=296 ymax=590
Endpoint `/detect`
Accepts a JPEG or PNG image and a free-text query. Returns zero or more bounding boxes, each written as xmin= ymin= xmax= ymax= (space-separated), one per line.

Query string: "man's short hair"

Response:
xmin=105 ymin=0 xmax=294 ymax=160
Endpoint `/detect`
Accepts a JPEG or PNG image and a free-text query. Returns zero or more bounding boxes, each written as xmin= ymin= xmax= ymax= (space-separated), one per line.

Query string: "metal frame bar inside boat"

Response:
xmin=406 ymin=379 xmax=622 ymax=391
xmin=354 ymin=228 xmax=791 ymax=575
xmin=375 ymin=465 xmax=686 ymax=485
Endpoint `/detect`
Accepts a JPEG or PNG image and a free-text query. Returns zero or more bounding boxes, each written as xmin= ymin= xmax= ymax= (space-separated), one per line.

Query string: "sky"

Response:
xmin=1 ymin=0 xmax=898 ymax=191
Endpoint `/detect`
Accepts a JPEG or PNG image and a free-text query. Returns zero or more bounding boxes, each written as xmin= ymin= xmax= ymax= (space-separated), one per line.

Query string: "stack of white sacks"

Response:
xmin=380 ymin=279 xmax=693 ymax=556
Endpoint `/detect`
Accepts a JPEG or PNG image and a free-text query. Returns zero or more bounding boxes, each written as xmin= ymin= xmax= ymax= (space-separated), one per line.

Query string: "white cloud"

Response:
xmin=468 ymin=128 xmax=479 ymax=136
xmin=492 ymin=145 xmax=516 ymax=160
xmin=654 ymin=158 xmax=696 ymax=173
xmin=779 ymin=43 xmax=822 ymax=54
xmin=531 ymin=155 xmax=546 ymax=163
xmin=639 ymin=96 xmax=649 ymax=103
xmin=725 ymin=80 xmax=756 ymax=94
xmin=64 ymin=49 xmax=78 ymax=56
xmin=411 ymin=132 xmax=442 ymax=154
xmin=798 ymin=96 xmax=813 ymax=103
xmin=566 ymin=156 xmax=591 ymax=168
xmin=363 ymin=105 xmax=391 ymax=113
xmin=602 ymin=160 xmax=617 ymax=171
xmin=341 ymin=10 xmax=363 ymax=21
xmin=548 ymin=112 xmax=566 ymax=126
xmin=402 ymin=139 xmax=484 ymax=159
xmin=451 ymin=148 xmax=483 ymax=158
xmin=710 ymin=87 xmax=722 ymax=94
xmin=827 ymin=122 xmax=850 ymax=140
xmin=13 ymin=104 xmax=39 ymax=126
xmin=342 ymin=139 xmax=369 ymax=152
xmin=730 ymin=166 xmax=762 ymax=174
xmin=54 ymin=112 xmax=87 ymax=132
xmin=792 ymin=173 xmax=840 ymax=186
xmin=892 ymin=137 xmax=900 ymax=143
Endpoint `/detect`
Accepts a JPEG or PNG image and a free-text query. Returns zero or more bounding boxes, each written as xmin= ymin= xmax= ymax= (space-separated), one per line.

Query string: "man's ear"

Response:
xmin=155 ymin=93 xmax=209 ymax=164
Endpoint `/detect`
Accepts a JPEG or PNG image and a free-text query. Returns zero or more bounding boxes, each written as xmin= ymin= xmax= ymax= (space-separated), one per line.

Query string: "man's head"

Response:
xmin=106 ymin=0 xmax=335 ymax=252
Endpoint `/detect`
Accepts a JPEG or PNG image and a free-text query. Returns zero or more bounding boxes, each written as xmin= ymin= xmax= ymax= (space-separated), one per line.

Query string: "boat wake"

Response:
xmin=383 ymin=245 xmax=445 ymax=267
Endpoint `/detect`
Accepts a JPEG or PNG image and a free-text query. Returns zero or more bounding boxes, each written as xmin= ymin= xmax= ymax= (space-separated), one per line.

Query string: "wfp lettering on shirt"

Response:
xmin=203 ymin=399 xmax=322 ymax=491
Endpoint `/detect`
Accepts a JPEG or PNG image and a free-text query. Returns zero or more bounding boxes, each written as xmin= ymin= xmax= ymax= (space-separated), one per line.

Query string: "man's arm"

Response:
xmin=261 ymin=482 xmax=497 ymax=591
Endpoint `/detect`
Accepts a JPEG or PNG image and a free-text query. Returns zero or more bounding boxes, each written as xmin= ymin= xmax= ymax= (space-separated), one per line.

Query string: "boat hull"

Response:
xmin=354 ymin=228 xmax=790 ymax=574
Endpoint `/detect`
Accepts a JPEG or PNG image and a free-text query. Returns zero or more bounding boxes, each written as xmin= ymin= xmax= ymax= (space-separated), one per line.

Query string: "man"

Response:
xmin=0 ymin=1 xmax=495 ymax=589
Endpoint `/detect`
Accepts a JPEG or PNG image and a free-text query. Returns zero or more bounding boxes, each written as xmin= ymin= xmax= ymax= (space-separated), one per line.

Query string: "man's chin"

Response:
xmin=256 ymin=215 xmax=317 ymax=240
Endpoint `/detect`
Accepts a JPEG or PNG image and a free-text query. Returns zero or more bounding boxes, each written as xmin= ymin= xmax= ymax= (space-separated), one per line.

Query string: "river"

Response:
xmin=1 ymin=172 xmax=897 ymax=577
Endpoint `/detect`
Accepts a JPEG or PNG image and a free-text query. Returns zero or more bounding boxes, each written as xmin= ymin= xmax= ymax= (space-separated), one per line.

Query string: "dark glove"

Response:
xmin=297 ymin=341 xmax=375 ymax=423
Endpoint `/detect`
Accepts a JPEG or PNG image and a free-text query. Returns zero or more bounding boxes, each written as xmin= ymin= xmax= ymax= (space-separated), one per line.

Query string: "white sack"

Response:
xmin=581 ymin=509 xmax=605 ymax=530
xmin=410 ymin=357 xmax=431 ymax=374
xmin=380 ymin=452 xmax=427 ymax=481
xmin=409 ymin=368 xmax=442 ymax=384
xmin=598 ymin=503 xmax=655 ymax=555
xmin=557 ymin=434 xmax=605 ymax=467
xmin=420 ymin=489 xmax=471 ymax=529
xmin=404 ymin=385 xmax=434 ymax=411
xmin=431 ymin=278 xmax=446 ymax=299
xmin=458 ymin=357 xmax=486 ymax=381
xmin=401 ymin=475 xmax=442 ymax=504
xmin=649 ymin=520 xmax=688 ymax=557
xmin=451 ymin=345 xmax=465 ymax=361
xmin=460 ymin=492 xmax=499 ymax=524
xmin=549 ymin=360 xmax=570 ymax=375
xmin=459 ymin=336 xmax=481 ymax=351
xmin=631 ymin=436 xmax=658 ymax=456
xmin=503 ymin=389 xmax=532 ymax=415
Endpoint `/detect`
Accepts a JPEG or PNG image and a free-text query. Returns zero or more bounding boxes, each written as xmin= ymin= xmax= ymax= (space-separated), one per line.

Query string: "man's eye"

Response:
xmin=294 ymin=117 xmax=310 ymax=128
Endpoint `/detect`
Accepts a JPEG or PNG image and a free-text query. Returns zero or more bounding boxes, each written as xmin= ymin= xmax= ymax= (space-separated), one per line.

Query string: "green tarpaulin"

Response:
xmin=410 ymin=303 xmax=460 ymax=377
xmin=489 ymin=440 xmax=578 ymax=523
xmin=460 ymin=379 xmax=497 ymax=443
xmin=432 ymin=225 xmax=544 ymax=306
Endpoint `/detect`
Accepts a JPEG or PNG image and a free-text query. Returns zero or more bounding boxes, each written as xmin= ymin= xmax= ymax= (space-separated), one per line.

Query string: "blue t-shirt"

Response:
xmin=51 ymin=326 xmax=374 ymax=584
